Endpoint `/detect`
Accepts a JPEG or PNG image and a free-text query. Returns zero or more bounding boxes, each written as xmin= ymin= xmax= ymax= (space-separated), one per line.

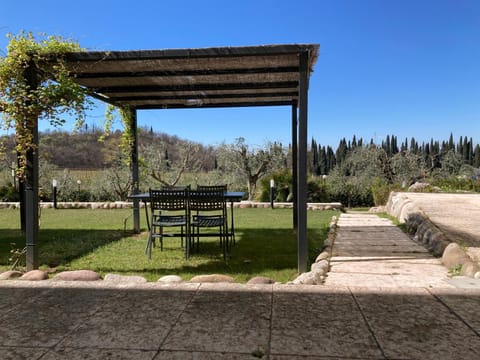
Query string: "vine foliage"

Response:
xmin=0 ymin=31 xmax=91 ymax=177
xmin=103 ymin=104 xmax=136 ymax=167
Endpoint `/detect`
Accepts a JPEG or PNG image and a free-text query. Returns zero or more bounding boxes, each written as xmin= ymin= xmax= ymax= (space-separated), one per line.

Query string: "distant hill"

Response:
xmin=2 ymin=127 xmax=217 ymax=171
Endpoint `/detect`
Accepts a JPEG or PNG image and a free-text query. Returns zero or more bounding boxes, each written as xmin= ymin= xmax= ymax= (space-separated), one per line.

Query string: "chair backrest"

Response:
xmin=149 ymin=188 xmax=189 ymax=211
xmin=190 ymin=189 xmax=226 ymax=212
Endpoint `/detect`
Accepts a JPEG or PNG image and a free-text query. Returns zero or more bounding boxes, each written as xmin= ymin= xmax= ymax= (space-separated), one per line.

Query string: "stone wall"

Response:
xmin=386 ymin=192 xmax=480 ymax=278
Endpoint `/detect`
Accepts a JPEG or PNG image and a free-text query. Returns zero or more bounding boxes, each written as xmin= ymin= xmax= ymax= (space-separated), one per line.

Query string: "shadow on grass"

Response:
xmin=0 ymin=228 xmax=134 ymax=268
xmin=83 ymin=226 xmax=328 ymax=282
xmin=0 ymin=221 xmax=329 ymax=282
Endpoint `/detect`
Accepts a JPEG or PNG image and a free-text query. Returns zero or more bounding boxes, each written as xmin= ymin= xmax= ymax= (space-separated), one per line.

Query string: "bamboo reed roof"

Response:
xmin=65 ymin=44 xmax=319 ymax=109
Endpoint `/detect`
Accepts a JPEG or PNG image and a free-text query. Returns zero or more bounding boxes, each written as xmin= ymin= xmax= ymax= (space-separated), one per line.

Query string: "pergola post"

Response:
xmin=126 ymin=107 xmax=140 ymax=233
xmin=291 ymin=102 xmax=298 ymax=230
xmin=297 ymin=51 xmax=310 ymax=274
xmin=24 ymin=61 xmax=39 ymax=271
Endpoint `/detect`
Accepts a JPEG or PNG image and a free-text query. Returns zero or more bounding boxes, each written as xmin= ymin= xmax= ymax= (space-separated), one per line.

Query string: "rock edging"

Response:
xmin=290 ymin=215 xmax=338 ymax=285
xmin=386 ymin=191 xmax=480 ymax=278
xmin=0 ymin=201 xmax=344 ymax=211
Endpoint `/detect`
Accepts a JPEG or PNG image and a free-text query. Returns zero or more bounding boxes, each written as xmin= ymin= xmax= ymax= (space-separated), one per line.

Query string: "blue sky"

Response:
xmin=1 ymin=0 xmax=479 ymax=148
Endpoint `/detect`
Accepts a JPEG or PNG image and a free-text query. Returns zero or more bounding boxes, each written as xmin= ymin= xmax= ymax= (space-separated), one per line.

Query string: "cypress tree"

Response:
xmin=448 ymin=132 xmax=454 ymax=150
xmin=473 ymin=144 xmax=480 ymax=168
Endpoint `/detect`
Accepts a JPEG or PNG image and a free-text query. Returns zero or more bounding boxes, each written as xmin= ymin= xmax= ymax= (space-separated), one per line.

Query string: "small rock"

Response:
xmin=247 ymin=276 xmax=275 ymax=285
xmin=158 ymin=275 xmax=183 ymax=283
xmin=311 ymin=260 xmax=329 ymax=273
xmin=53 ymin=270 xmax=101 ymax=281
xmin=442 ymin=243 xmax=471 ymax=269
xmin=474 ymin=271 xmax=480 ymax=279
xmin=408 ymin=182 xmax=431 ymax=192
xmin=0 ymin=270 xmax=24 ymax=280
xmin=315 ymin=252 xmax=329 ymax=262
xmin=104 ymin=273 xmax=147 ymax=284
xmin=460 ymin=261 xmax=480 ymax=278
xmin=293 ymin=271 xmax=316 ymax=285
xmin=369 ymin=206 xmax=386 ymax=213
xmin=189 ymin=274 xmax=235 ymax=283
xmin=20 ymin=270 xmax=48 ymax=281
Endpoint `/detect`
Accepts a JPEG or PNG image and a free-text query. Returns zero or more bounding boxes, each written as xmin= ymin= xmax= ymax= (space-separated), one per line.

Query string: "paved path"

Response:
xmin=324 ymin=213 xmax=454 ymax=288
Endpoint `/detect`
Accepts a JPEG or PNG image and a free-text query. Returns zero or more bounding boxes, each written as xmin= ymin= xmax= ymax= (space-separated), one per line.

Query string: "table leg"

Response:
xmin=143 ymin=200 xmax=150 ymax=231
xmin=230 ymin=200 xmax=235 ymax=246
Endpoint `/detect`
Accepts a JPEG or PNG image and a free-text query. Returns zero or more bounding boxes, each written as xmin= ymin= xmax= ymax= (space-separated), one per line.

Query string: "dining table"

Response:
xmin=129 ymin=191 xmax=245 ymax=244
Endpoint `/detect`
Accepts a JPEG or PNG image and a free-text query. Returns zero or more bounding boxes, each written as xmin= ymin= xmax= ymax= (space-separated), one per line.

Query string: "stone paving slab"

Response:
xmin=0 ymin=281 xmax=480 ymax=359
xmin=324 ymin=213 xmax=454 ymax=289
xmin=351 ymin=286 xmax=480 ymax=360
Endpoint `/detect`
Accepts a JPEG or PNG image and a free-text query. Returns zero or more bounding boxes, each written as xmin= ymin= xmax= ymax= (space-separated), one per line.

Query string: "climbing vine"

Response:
xmin=0 ymin=31 xmax=91 ymax=177
xmin=103 ymin=104 xmax=136 ymax=167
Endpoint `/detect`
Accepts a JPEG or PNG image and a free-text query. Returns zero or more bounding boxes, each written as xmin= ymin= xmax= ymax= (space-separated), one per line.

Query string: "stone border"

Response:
xmin=289 ymin=215 xmax=338 ymax=285
xmin=0 ymin=201 xmax=344 ymax=211
xmin=386 ymin=192 xmax=480 ymax=278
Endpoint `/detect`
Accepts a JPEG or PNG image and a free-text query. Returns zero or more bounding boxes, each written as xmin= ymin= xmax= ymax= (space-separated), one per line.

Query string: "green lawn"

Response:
xmin=0 ymin=207 xmax=338 ymax=283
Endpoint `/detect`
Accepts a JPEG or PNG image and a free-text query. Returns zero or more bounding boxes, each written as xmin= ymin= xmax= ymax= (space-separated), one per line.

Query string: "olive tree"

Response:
xmin=216 ymin=137 xmax=287 ymax=200
xmin=390 ymin=151 xmax=426 ymax=185
xmin=141 ymin=141 xmax=204 ymax=187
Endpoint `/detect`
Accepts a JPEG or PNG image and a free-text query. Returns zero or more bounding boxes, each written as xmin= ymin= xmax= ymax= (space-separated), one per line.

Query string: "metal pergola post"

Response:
xmin=24 ymin=61 xmax=39 ymax=271
xmin=127 ymin=107 xmax=141 ymax=233
xmin=297 ymin=51 xmax=309 ymax=274
xmin=291 ymin=102 xmax=298 ymax=230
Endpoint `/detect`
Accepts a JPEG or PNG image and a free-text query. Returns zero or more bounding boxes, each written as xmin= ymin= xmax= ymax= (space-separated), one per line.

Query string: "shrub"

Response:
xmin=371 ymin=178 xmax=403 ymax=206
xmin=0 ymin=185 xmax=20 ymax=202
xmin=431 ymin=176 xmax=480 ymax=193
xmin=259 ymin=169 xmax=293 ymax=202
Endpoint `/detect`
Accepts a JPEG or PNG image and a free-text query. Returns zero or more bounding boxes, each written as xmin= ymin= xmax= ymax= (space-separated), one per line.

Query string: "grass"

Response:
xmin=0 ymin=207 xmax=338 ymax=283
xmin=376 ymin=212 xmax=409 ymax=233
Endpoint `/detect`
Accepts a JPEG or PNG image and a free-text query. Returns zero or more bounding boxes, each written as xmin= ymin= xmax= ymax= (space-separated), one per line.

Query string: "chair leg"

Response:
xmin=160 ymin=227 xmax=164 ymax=251
xmin=196 ymin=227 xmax=200 ymax=250
xmin=145 ymin=232 xmax=153 ymax=259
xmin=181 ymin=225 xmax=184 ymax=248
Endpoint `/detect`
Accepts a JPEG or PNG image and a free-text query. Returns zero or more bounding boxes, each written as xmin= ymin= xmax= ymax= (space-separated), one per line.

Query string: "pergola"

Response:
xmin=24 ymin=44 xmax=319 ymax=273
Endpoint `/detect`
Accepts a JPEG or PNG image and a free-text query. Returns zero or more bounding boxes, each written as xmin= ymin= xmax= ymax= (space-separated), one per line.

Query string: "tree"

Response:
xmin=473 ymin=144 xmax=480 ymax=168
xmin=390 ymin=151 xmax=425 ymax=184
xmin=437 ymin=150 xmax=463 ymax=177
xmin=216 ymin=137 xmax=286 ymax=200
xmin=142 ymin=141 xmax=203 ymax=187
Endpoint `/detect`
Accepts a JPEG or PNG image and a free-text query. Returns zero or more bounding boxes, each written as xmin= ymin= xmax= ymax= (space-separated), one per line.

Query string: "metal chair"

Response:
xmin=190 ymin=188 xmax=229 ymax=260
xmin=196 ymin=185 xmax=235 ymax=246
xmin=146 ymin=187 xmax=191 ymax=260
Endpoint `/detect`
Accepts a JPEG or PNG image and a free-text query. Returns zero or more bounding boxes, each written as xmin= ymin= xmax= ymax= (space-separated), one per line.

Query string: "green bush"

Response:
xmin=0 ymin=185 xmax=20 ymax=202
xmin=371 ymin=178 xmax=403 ymax=206
xmin=431 ymin=176 xmax=480 ymax=193
xmin=259 ymin=169 xmax=293 ymax=202
xmin=307 ymin=180 xmax=329 ymax=202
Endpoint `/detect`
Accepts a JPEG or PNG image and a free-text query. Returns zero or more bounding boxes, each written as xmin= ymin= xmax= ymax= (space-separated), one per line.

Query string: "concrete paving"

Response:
xmin=1 ymin=208 xmax=480 ymax=359
xmin=324 ymin=213 xmax=455 ymax=288
xmin=1 ymin=280 xmax=480 ymax=359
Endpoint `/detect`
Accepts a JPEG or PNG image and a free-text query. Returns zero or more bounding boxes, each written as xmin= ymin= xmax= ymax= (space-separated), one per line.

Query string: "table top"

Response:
xmin=129 ymin=191 xmax=245 ymax=201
